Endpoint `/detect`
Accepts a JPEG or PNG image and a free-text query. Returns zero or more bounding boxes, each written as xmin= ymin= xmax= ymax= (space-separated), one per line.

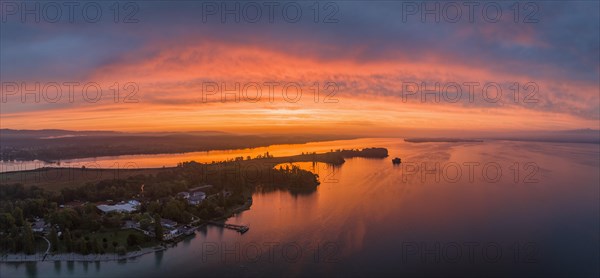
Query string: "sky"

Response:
xmin=1 ymin=1 xmax=599 ymax=136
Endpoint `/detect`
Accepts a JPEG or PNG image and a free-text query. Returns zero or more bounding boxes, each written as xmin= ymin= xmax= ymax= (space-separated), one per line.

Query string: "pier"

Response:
xmin=207 ymin=221 xmax=249 ymax=234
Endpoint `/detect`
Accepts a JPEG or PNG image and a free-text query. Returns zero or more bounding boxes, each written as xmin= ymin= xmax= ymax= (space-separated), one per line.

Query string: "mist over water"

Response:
xmin=2 ymin=138 xmax=599 ymax=277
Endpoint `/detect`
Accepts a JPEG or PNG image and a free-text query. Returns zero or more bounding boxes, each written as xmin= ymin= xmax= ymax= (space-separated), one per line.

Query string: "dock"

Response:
xmin=207 ymin=221 xmax=249 ymax=234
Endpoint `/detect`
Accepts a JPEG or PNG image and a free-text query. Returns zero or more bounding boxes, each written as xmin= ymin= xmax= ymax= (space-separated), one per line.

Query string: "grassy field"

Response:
xmin=0 ymin=167 xmax=167 ymax=192
xmin=81 ymin=229 xmax=159 ymax=253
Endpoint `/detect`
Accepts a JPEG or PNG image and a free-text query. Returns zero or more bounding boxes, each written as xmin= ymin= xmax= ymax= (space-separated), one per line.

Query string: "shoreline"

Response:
xmin=0 ymin=135 xmax=360 ymax=164
xmin=0 ymin=198 xmax=254 ymax=264
xmin=0 ymin=246 xmax=167 ymax=263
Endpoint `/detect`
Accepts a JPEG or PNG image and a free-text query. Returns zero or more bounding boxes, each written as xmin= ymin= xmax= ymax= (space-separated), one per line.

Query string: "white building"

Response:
xmin=188 ymin=192 xmax=206 ymax=205
xmin=97 ymin=202 xmax=138 ymax=213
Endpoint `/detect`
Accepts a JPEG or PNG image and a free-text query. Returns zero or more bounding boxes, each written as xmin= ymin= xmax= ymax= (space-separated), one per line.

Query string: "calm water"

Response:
xmin=2 ymin=138 xmax=599 ymax=277
xmin=1 ymin=138 xmax=399 ymax=172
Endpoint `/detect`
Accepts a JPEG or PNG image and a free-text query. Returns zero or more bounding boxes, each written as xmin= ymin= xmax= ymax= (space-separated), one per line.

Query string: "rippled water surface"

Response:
xmin=2 ymin=138 xmax=599 ymax=277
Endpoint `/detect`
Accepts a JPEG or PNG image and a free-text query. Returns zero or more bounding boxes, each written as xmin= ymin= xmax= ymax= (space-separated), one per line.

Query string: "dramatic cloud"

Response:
xmin=1 ymin=1 xmax=598 ymax=134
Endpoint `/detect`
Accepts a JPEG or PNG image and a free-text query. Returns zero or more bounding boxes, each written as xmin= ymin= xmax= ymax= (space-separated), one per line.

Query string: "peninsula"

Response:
xmin=0 ymin=148 xmax=388 ymax=261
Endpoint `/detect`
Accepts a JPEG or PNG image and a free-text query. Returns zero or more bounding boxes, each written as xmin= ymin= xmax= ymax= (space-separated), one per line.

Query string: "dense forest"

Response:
xmin=0 ymin=155 xmax=320 ymax=254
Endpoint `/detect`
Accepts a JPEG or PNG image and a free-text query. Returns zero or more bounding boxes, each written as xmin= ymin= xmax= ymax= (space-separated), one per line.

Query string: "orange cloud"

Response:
xmin=1 ymin=40 xmax=597 ymax=134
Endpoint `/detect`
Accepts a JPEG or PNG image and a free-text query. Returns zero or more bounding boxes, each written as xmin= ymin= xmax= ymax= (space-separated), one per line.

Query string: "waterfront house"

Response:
xmin=163 ymin=228 xmax=183 ymax=241
xmin=160 ymin=218 xmax=178 ymax=229
xmin=160 ymin=218 xmax=183 ymax=240
xmin=188 ymin=192 xmax=206 ymax=205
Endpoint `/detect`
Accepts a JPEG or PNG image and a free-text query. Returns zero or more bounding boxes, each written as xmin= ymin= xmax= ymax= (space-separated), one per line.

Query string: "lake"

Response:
xmin=2 ymin=138 xmax=599 ymax=277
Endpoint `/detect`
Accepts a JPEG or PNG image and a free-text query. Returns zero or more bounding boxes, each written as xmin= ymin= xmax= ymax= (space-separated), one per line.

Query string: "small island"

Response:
xmin=0 ymin=148 xmax=387 ymax=262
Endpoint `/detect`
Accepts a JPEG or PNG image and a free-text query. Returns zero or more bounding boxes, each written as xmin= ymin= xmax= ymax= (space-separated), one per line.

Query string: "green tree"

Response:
xmin=0 ymin=213 xmax=16 ymax=232
xmin=218 ymin=192 xmax=226 ymax=207
xmin=13 ymin=207 xmax=24 ymax=227
xmin=153 ymin=215 xmax=163 ymax=240
xmin=126 ymin=233 xmax=139 ymax=247
xmin=116 ymin=246 xmax=127 ymax=256
xmin=63 ymin=228 xmax=73 ymax=252
xmin=91 ymin=238 xmax=99 ymax=254
xmin=146 ymin=201 xmax=161 ymax=215
xmin=50 ymin=208 xmax=80 ymax=230
xmin=139 ymin=218 xmax=152 ymax=230
xmin=0 ymin=236 xmax=16 ymax=253
xmin=22 ymin=221 xmax=35 ymax=254
xmin=49 ymin=227 xmax=59 ymax=252
xmin=163 ymin=199 xmax=189 ymax=223
xmin=9 ymin=226 xmax=20 ymax=252
xmin=80 ymin=239 xmax=89 ymax=255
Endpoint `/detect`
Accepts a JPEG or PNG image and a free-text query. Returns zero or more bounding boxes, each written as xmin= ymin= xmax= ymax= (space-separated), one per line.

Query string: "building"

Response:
xmin=31 ymin=218 xmax=46 ymax=233
xmin=97 ymin=201 xmax=139 ymax=213
xmin=177 ymin=192 xmax=190 ymax=199
xmin=163 ymin=228 xmax=182 ymax=241
xmin=122 ymin=220 xmax=140 ymax=229
xmin=159 ymin=218 xmax=181 ymax=240
xmin=188 ymin=192 xmax=206 ymax=205
xmin=160 ymin=218 xmax=177 ymax=229
xmin=178 ymin=185 xmax=210 ymax=205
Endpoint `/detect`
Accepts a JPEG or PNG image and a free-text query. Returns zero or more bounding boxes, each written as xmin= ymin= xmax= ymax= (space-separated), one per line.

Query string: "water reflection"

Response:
xmin=53 ymin=261 xmax=60 ymax=275
xmin=66 ymin=261 xmax=74 ymax=275
xmin=25 ymin=262 xmax=37 ymax=278
xmin=1 ymin=139 xmax=598 ymax=277
xmin=1 ymin=138 xmax=391 ymax=172
xmin=154 ymin=251 xmax=163 ymax=268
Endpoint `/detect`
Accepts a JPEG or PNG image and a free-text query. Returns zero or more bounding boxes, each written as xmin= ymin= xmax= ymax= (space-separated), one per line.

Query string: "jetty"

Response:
xmin=207 ymin=221 xmax=249 ymax=234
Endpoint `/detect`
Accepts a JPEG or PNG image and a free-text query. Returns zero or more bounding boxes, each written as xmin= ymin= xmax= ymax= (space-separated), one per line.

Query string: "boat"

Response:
xmin=392 ymin=157 xmax=401 ymax=164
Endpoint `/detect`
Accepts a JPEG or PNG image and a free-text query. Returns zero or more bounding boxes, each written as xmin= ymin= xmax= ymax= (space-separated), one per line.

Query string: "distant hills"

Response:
xmin=0 ymin=129 xmax=230 ymax=139
xmin=1 ymin=128 xmax=597 ymax=162
xmin=490 ymin=129 xmax=600 ymax=144
xmin=0 ymin=129 xmax=354 ymax=162
xmin=403 ymin=129 xmax=599 ymax=144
